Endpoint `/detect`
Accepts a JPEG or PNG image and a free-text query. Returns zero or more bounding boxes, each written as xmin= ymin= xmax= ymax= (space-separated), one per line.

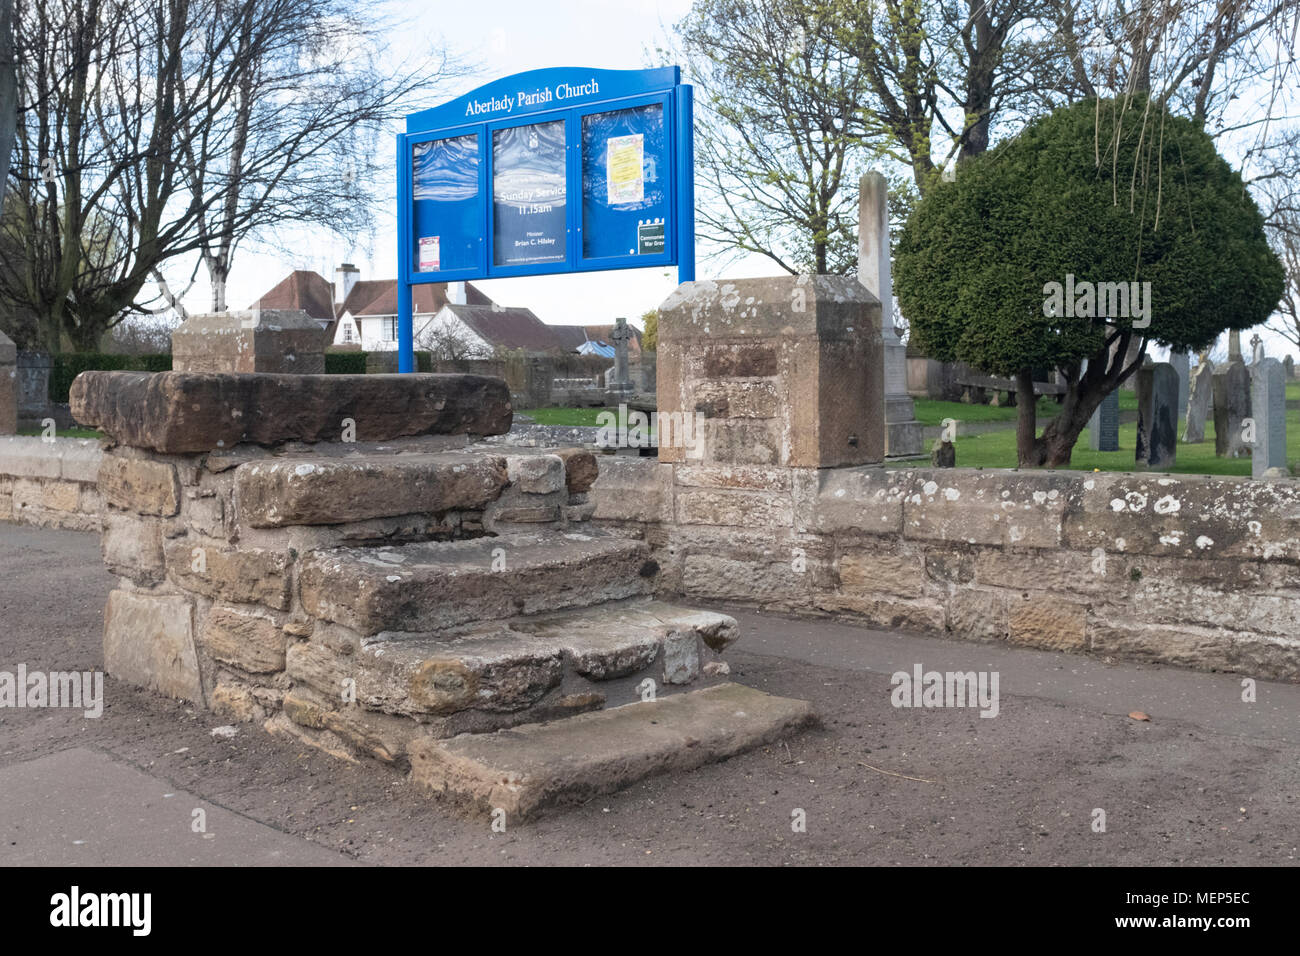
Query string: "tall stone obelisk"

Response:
xmin=859 ymin=172 xmax=922 ymax=457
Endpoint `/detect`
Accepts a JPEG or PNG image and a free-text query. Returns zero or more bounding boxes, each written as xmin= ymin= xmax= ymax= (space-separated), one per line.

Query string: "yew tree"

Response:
xmin=894 ymin=95 xmax=1284 ymax=468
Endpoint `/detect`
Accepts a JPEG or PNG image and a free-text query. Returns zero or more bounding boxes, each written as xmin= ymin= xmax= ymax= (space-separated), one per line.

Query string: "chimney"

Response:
xmin=334 ymin=263 xmax=360 ymax=306
xmin=447 ymin=281 xmax=467 ymax=306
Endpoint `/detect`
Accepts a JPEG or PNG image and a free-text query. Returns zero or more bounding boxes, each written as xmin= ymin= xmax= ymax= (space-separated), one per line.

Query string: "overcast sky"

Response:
xmin=193 ymin=0 xmax=737 ymax=329
xmin=175 ymin=0 xmax=1297 ymax=357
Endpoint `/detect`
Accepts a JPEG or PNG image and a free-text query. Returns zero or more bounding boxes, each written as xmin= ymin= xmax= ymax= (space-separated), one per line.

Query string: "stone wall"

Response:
xmin=591 ymin=459 xmax=1300 ymax=678
xmin=0 ymin=436 xmax=103 ymax=531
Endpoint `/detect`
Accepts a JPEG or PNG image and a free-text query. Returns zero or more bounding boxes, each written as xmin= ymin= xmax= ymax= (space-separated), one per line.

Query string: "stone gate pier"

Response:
xmin=69 ymin=368 xmax=813 ymax=821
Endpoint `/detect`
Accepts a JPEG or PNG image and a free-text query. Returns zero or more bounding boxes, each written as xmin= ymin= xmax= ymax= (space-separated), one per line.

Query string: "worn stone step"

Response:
xmin=235 ymin=452 xmax=510 ymax=527
xmin=408 ymin=683 xmax=817 ymax=821
xmin=285 ymin=598 xmax=740 ymax=731
xmin=298 ymin=531 xmax=654 ymax=636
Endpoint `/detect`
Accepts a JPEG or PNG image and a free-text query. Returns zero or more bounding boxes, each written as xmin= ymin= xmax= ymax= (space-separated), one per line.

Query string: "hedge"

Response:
xmin=324 ymin=351 xmax=368 ymax=374
xmin=50 ymin=353 xmax=172 ymax=403
xmin=324 ymin=350 xmax=434 ymax=373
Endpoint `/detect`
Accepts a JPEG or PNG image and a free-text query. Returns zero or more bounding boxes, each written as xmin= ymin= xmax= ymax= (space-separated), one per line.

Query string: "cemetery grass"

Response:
xmin=519 ymin=407 xmax=609 ymax=426
xmin=899 ymin=415 xmax=1300 ymax=475
xmin=17 ymin=426 xmax=102 ymax=439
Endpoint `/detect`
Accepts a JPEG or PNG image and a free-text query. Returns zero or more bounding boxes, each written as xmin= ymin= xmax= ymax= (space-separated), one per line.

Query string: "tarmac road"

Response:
xmin=1 ymin=521 xmax=1296 ymax=866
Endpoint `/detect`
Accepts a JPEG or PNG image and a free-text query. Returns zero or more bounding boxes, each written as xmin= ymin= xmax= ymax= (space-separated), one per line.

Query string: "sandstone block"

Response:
xmin=104 ymin=590 xmax=202 ymax=702
xmin=165 ymin=542 xmax=291 ymax=610
xmin=234 ymin=452 xmax=507 ymax=527
xmin=99 ymin=455 xmax=180 ymax=516
xmin=201 ymin=606 xmax=287 ymax=673
xmin=71 ymin=371 xmax=513 ymax=453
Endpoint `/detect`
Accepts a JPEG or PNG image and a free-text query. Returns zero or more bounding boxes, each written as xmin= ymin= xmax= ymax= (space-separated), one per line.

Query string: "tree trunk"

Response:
xmin=210 ymin=265 xmax=227 ymax=312
xmin=0 ymin=0 xmax=15 ymax=212
xmin=1014 ymin=369 xmax=1041 ymax=466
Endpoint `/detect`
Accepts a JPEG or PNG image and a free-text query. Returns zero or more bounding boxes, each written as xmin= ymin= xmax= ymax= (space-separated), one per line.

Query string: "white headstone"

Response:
xmin=859 ymin=172 xmax=921 ymax=457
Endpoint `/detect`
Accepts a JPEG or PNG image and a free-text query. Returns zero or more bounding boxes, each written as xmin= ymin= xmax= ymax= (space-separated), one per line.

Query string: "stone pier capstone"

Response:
xmin=171 ymin=309 xmax=327 ymax=374
xmin=70 ymin=371 xmax=512 ymax=452
xmin=656 ymin=276 xmax=884 ymax=467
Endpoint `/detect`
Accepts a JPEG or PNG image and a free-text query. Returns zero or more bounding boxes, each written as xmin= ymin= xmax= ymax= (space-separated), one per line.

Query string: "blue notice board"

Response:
xmin=395 ymin=66 xmax=695 ymax=371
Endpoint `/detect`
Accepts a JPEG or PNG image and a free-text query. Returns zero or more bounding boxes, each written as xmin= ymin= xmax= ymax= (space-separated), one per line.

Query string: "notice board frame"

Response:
xmin=395 ymin=66 xmax=695 ymax=372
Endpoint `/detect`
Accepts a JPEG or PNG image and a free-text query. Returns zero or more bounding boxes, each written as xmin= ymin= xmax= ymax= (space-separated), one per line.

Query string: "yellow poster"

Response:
xmin=607 ymin=134 xmax=644 ymax=205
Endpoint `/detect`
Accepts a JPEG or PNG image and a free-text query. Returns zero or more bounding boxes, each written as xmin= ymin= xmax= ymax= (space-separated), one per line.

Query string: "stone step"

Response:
xmin=298 ymin=531 xmax=654 ymax=636
xmin=234 ymin=447 xmax=599 ymax=529
xmin=282 ymin=599 xmax=740 ymax=738
xmin=407 ymin=683 xmax=817 ymax=821
xmin=235 ymin=452 xmax=509 ymax=527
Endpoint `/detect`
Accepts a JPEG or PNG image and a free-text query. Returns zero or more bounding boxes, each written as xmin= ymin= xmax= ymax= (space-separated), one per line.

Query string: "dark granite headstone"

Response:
xmin=1136 ymin=362 xmax=1178 ymax=469
xmin=1088 ymin=389 xmax=1120 ymax=452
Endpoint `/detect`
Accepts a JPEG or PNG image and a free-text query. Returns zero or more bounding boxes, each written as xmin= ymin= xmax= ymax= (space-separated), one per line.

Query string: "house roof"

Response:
xmin=547 ymin=325 xmax=592 ymax=351
xmin=584 ymin=323 xmax=641 ymax=357
xmin=249 ymin=270 xmax=336 ymax=323
xmin=249 ymin=270 xmax=504 ymax=345
xmin=341 ymin=280 xmax=451 ymax=318
xmin=444 ymin=304 xmax=568 ymax=353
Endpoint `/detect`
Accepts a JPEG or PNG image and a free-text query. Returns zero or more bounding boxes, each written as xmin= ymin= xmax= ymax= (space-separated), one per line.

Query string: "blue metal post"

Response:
xmin=396 ymin=133 xmax=414 ymax=373
xmin=675 ymin=84 xmax=695 ymax=284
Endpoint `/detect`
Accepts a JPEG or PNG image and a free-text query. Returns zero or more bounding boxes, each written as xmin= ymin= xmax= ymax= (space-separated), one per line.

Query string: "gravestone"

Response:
xmin=859 ymin=172 xmax=922 ymax=457
xmin=16 ymin=350 xmax=52 ymax=425
xmin=1284 ymin=355 xmax=1295 ymax=379
xmin=1228 ymin=329 xmax=1243 ymax=362
xmin=1250 ymin=357 xmax=1286 ymax=479
xmin=1170 ymin=351 xmax=1190 ymax=419
xmin=1212 ymin=360 xmax=1251 ymax=458
xmin=0 ymin=330 xmax=16 ymax=434
xmin=1250 ymin=333 xmax=1265 ymax=365
xmin=1183 ymin=358 xmax=1214 ymax=442
xmin=1088 ymin=389 xmax=1120 ymax=451
xmin=606 ymin=316 xmax=635 ymax=404
xmin=930 ymin=437 xmax=955 ymax=467
xmin=610 ymin=317 xmax=633 ymax=388
xmin=1135 ymin=362 xmax=1178 ymax=469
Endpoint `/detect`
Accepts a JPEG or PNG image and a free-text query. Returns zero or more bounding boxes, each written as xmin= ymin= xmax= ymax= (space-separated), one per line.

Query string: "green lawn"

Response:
xmin=16 ymin=426 xmax=102 ymax=439
xmin=517 ymin=407 xmax=612 ymax=427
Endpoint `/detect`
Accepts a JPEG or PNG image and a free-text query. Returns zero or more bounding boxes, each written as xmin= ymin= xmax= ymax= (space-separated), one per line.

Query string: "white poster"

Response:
xmin=419 ymin=236 xmax=440 ymax=271
xmin=606 ymin=134 xmax=644 ymax=205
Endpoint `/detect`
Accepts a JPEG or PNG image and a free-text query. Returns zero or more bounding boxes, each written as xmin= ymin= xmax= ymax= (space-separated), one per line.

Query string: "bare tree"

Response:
xmin=414 ymin=316 xmax=488 ymax=362
xmin=0 ymin=0 xmax=14 ymax=212
xmin=1266 ymin=208 xmax=1300 ymax=347
xmin=181 ymin=1 xmax=461 ymax=311
xmin=676 ymin=0 xmax=875 ymax=275
xmin=1 ymin=0 xmax=457 ymax=351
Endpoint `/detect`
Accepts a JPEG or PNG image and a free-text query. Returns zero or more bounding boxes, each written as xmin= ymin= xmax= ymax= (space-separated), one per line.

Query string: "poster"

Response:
xmin=581 ymin=104 xmax=667 ymax=261
xmin=637 ymin=219 xmax=665 ymax=255
xmin=492 ymin=120 xmax=567 ymax=267
xmin=419 ymin=236 xmax=440 ymax=271
xmin=411 ymin=134 xmax=479 ymax=273
xmin=606 ymin=134 xmax=644 ymax=205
